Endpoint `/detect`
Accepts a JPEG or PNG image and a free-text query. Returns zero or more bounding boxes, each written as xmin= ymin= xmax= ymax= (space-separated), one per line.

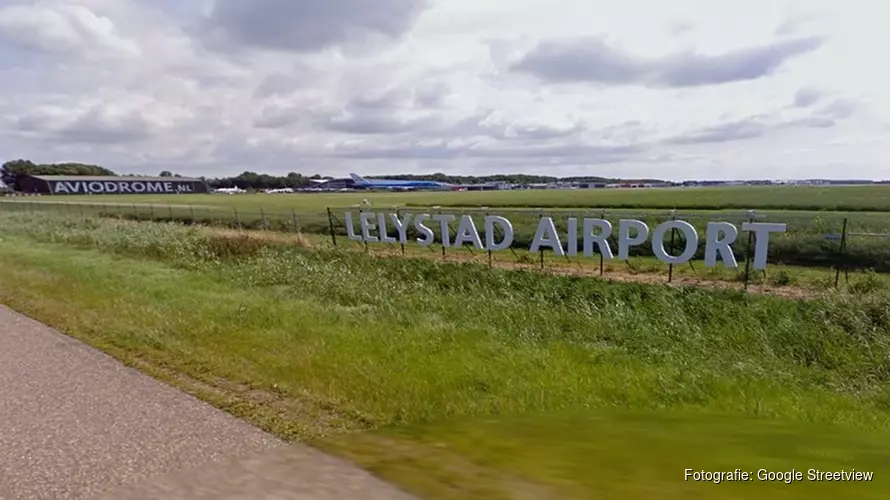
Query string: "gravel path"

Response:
xmin=0 ymin=305 xmax=416 ymax=500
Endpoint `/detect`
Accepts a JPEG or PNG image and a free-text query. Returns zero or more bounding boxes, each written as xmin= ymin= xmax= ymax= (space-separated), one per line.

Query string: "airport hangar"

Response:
xmin=17 ymin=175 xmax=210 ymax=195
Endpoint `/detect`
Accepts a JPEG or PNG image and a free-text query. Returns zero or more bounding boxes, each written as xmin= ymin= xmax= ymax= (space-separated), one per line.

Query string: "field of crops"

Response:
xmin=1 ymin=212 xmax=889 ymax=499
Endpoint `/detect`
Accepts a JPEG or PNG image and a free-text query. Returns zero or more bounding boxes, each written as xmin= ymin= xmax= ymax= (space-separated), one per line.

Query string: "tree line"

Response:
xmin=1 ymin=158 xmax=663 ymax=192
xmin=0 ymin=159 xmax=332 ymax=191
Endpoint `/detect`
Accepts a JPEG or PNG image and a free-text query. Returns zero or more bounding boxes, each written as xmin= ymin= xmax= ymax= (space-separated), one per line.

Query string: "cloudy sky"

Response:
xmin=0 ymin=0 xmax=886 ymax=181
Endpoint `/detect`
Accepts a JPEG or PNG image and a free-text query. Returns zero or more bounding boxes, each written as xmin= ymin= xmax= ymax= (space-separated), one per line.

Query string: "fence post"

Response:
xmin=326 ymin=207 xmax=338 ymax=247
xmin=537 ymin=208 xmax=545 ymax=270
xmin=234 ymin=207 xmax=241 ymax=230
xmin=149 ymin=204 xmax=155 ymax=220
xmin=834 ymin=217 xmax=849 ymax=288
xmin=433 ymin=206 xmax=445 ymax=261
xmin=189 ymin=204 xmax=195 ymax=222
xmin=260 ymin=206 xmax=268 ymax=230
xmin=599 ymin=209 xmax=606 ymax=276
xmin=291 ymin=209 xmax=299 ymax=233
xmin=168 ymin=204 xmax=174 ymax=221
xmin=396 ymin=208 xmax=406 ymax=256
xmin=482 ymin=207 xmax=492 ymax=267
xmin=743 ymin=210 xmax=755 ymax=290
xmin=668 ymin=209 xmax=677 ymax=283
xmin=359 ymin=207 xmax=369 ymax=253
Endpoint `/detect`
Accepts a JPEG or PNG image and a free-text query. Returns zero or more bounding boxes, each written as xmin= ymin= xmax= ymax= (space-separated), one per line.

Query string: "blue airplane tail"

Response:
xmin=349 ymin=173 xmax=371 ymax=185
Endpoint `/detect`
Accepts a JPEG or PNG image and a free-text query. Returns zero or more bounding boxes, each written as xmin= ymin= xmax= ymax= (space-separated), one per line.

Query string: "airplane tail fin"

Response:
xmin=349 ymin=173 xmax=370 ymax=185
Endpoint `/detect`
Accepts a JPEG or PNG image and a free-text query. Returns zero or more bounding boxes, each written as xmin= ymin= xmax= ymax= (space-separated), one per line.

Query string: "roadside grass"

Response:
xmin=1 ymin=213 xmax=890 ymax=498
xmin=320 ymin=412 xmax=890 ymax=500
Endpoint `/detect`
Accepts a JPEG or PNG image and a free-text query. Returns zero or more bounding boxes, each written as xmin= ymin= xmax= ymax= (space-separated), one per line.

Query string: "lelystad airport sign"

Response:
xmin=344 ymin=211 xmax=787 ymax=270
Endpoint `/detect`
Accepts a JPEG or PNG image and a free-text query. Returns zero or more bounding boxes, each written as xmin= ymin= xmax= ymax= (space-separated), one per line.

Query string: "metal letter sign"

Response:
xmin=344 ymin=211 xmax=788 ymax=270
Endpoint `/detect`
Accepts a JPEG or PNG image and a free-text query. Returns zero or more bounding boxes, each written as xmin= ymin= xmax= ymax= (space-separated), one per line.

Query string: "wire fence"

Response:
xmin=3 ymin=199 xmax=889 ymax=291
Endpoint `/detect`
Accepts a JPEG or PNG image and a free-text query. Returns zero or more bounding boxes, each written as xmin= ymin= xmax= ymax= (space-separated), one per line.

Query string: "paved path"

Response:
xmin=0 ymin=306 xmax=416 ymax=500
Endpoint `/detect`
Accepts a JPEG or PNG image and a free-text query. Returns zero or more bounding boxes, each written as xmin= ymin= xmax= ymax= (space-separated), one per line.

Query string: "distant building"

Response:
xmin=17 ymin=175 xmax=209 ymax=195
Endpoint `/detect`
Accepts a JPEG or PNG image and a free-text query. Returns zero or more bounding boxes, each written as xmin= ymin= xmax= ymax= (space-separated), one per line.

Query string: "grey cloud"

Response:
xmin=347 ymin=80 xmax=451 ymax=111
xmin=508 ymin=124 xmax=584 ymax=140
xmin=487 ymin=123 xmax=585 ymax=141
xmin=775 ymin=20 xmax=801 ymax=36
xmin=670 ymin=20 xmax=695 ymax=36
xmin=334 ymin=141 xmax=644 ymax=162
xmin=819 ymin=99 xmax=857 ymax=119
xmin=15 ymin=107 xmax=155 ymax=144
xmin=479 ymin=143 xmax=642 ymax=160
xmin=793 ymin=87 xmax=823 ymax=107
xmin=413 ymin=81 xmax=451 ymax=108
xmin=511 ymin=36 xmax=824 ymax=87
xmin=57 ymin=117 xmax=153 ymax=144
xmin=667 ymin=100 xmax=856 ymax=146
xmin=253 ymin=105 xmax=303 ymax=129
xmin=668 ymin=118 xmax=771 ymax=145
xmin=255 ymin=86 xmax=428 ymax=132
xmin=199 ymin=0 xmax=429 ymax=53
xmin=783 ymin=116 xmax=835 ymax=129
xmin=319 ymin=112 xmax=439 ymax=135
xmin=304 ymin=82 xmax=453 ymax=134
xmin=453 ymin=110 xmax=586 ymax=142
xmin=336 ymin=143 xmax=458 ymax=159
xmin=774 ymin=14 xmax=821 ymax=36
xmin=511 ymin=38 xmax=641 ymax=85
xmin=350 ymin=88 xmax=414 ymax=110
xmin=254 ymin=70 xmax=311 ymax=98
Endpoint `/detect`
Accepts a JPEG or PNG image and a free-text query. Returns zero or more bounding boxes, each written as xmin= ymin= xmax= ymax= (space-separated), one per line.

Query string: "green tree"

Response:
xmin=1 ymin=159 xmax=38 ymax=189
xmin=1 ymin=159 xmax=118 ymax=191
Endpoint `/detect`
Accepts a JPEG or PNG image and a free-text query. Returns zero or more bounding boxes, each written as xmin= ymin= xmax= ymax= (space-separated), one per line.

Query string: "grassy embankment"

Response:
xmin=0 ymin=212 xmax=889 ymax=499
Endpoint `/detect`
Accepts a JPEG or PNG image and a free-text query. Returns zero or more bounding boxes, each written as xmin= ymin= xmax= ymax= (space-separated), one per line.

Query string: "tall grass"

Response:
xmin=2 ymin=212 xmax=890 ymax=430
xmin=8 ymin=199 xmax=890 ymax=271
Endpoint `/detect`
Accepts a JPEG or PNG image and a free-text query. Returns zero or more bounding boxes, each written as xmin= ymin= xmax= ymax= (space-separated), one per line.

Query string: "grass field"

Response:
xmin=6 ymin=186 xmax=890 ymax=273
xmin=1 ymin=212 xmax=889 ymax=499
xmin=13 ymin=183 xmax=890 ymax=212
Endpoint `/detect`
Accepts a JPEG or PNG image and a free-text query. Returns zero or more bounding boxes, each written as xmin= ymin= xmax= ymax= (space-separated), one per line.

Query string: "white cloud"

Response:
xmin=0 ymin=1 xmax=140 ymax=59
xmin=0 ymin=0 xmax=887 ymax=180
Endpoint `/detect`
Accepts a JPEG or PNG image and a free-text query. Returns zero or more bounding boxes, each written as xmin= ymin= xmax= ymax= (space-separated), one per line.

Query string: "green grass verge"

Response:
xmin=1 ymin=213 xmax=889 ymax=498
xmin=321 ymin=412 xmax=889 ymax=500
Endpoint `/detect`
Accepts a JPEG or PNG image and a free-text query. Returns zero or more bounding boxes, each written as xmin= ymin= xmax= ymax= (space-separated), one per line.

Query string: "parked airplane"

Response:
xmin=215 ymin=187 xmax=247 ymax=194
xmin=348 ymin=173 xmax=454 ymax=191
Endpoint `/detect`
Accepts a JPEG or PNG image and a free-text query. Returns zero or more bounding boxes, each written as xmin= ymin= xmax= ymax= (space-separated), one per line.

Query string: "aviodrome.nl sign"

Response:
xmin=344 ymin=211 xmax=787 ymax=270
xmin=50 ymin=180 xmax=198 ymax=195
